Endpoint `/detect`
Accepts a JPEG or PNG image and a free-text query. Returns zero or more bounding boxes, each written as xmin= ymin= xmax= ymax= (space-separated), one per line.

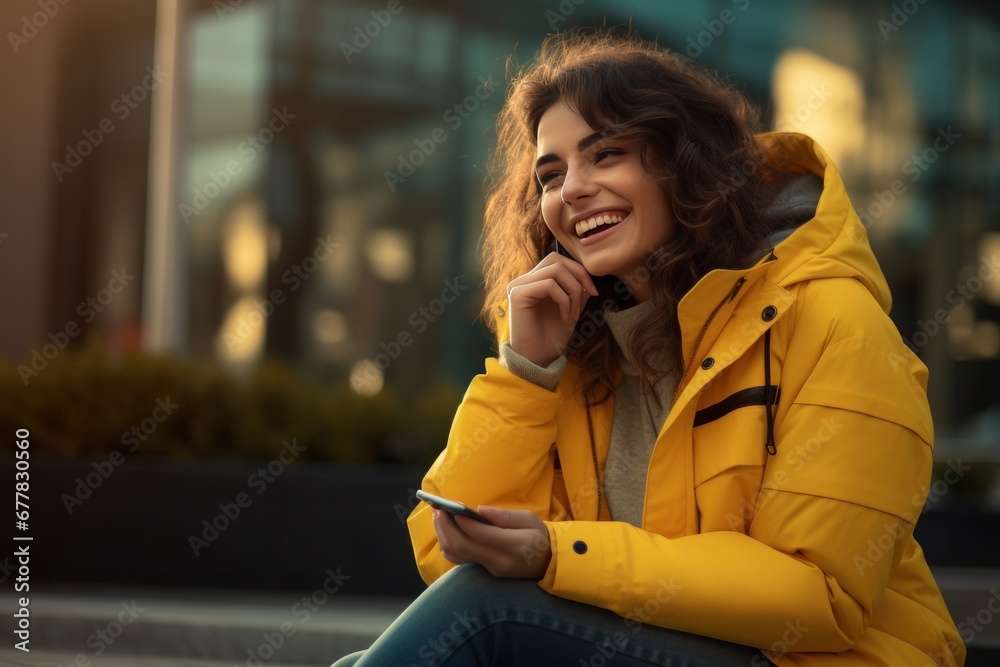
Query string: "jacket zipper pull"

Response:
xmin=727 ymin=276 xmax=747 ymax=303
xmin=763 ymin=330 xmax=777 ymax=455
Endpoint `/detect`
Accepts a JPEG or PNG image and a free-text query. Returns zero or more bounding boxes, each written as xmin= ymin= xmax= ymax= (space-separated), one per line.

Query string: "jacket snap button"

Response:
xmin=761 ymin=305 xmax=777 ymax=322
xmin=572 ymin=540 xmax=588 ymax=554
xmin=700 ymin=357 xmax=715 ymax=370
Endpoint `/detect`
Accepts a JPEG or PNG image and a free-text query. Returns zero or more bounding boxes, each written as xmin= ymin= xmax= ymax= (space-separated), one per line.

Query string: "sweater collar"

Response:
xmin=604 ymin=299 xmax=674 ymax=378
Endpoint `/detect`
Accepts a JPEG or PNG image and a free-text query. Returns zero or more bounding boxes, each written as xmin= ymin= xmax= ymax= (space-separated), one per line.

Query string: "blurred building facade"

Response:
xmin=1 ymin=0 xmax=999 ymax=489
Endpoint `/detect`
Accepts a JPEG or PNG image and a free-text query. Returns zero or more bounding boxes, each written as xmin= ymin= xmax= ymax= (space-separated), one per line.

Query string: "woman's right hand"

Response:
xmin=506 ymin=251 xmax=599 ymax=367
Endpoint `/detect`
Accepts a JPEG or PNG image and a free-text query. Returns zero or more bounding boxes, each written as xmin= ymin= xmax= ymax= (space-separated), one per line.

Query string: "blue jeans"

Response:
xmin=331 ymin=563 xmax=775 ymax=666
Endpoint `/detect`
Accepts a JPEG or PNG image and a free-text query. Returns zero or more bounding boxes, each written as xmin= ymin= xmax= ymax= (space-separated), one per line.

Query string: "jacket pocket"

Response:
xmin=693 ymin=406 xmax=770 ymax=533
xmin=693 ymin=391 xmax=772 ymax=486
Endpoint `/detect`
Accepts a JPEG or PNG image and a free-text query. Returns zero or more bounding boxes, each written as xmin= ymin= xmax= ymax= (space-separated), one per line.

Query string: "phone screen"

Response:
xmin=416 ymin=490 xmax=493 ymax=525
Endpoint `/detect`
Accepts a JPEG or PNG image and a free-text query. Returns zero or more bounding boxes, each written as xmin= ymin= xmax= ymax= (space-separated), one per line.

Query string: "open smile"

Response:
xmin=575 ymin=212 xmax=627 ymax=238
xmin=577 ymin=212 xmax=630 ymax=246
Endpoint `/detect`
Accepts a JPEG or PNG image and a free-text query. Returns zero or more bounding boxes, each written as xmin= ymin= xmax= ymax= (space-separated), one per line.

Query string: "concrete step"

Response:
xmin=0 ymin=584 xmax=410 ymax=666
xmin=0 ymin=649 xmax=318 ymax=666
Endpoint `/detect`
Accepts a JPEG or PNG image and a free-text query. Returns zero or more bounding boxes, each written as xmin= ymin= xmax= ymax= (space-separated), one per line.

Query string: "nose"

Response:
xmin=560 ymin=164 xmax=597 ymax=204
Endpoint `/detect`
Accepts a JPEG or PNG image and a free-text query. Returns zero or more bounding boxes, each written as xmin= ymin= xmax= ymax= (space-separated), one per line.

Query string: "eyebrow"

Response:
xmin=534 ymin=132 xmax=604 ymax=170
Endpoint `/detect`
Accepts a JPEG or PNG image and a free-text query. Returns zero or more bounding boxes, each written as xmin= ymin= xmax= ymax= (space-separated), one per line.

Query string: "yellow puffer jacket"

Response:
xmin=407 ymin=133 xmax=965 ymax=666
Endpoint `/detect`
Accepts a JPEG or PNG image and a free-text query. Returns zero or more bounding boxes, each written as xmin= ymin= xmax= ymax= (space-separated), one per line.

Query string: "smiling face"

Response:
xmin=535 ymin=100 xmax=675 ymax=301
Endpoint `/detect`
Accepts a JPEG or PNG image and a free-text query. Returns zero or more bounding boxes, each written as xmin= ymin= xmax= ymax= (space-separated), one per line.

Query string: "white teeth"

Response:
xmin=575 ymin=214 xmax=626 ymax=238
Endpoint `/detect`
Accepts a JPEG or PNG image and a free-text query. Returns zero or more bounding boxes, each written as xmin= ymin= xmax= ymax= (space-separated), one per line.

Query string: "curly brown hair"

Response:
xmin=481 ymin=29 xmax=777 ymax=405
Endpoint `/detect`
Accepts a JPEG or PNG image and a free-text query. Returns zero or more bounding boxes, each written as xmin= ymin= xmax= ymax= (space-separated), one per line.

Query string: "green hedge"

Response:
xmin=0 ymin=338 xmax=462 ymax=465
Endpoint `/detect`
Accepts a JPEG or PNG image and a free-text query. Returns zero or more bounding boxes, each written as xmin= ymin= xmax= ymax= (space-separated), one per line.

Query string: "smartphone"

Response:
xmin=554 ymin=239 xmax=574 ymax=260
xmin=416 ymin=490 xmax=493 ymax=525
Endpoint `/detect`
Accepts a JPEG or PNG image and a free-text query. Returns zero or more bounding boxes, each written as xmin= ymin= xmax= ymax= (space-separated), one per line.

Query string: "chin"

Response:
xmin=580 ymin=253 xmax=644 ymax=282
xmin=579 ymin=260 xmax=618 ymax=279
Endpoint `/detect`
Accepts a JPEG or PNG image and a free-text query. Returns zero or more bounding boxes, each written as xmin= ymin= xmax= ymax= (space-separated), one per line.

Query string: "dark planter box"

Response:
xmin=7 ymin=458 xmax=997 ymax=596
xmin=6 ymin=458 xmax=429 ymax=597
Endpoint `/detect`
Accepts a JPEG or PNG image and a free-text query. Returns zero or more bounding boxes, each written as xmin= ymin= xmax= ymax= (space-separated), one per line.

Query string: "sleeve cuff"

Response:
xmin=498 ymin=341 xmax=567 ymax=391
xmin=536 ymin=521 xmax=607 ymax=607
xmin=538 ymin=522 xmax=559 ymax=589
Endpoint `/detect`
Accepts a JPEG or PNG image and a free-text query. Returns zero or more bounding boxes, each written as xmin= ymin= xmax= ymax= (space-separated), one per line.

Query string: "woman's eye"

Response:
xmin=538 ymin=172 xmax=563 ymax=188
xmin=595 ymin=148 xmax=623 ymax=162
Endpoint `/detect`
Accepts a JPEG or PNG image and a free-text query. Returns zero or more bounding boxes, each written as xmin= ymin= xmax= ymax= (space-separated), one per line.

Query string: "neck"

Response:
xmin=619 ymin=274 xmax=652 ymax=302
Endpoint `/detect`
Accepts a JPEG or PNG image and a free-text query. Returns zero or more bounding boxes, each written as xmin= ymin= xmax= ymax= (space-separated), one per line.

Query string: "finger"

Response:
xmin=528 ymin=262 xmax=598 ymax=318
xmin=435 ymin=509 xmax=499 ymax=559
xmin=454 ymin=514 xmax=550 ymax=578
xmin=511 ymin=268 xmax=592 ymax=324
xmin=509 ymin=280 xmax=574 ymax=324
xmin=433 ymin=510 xmax=471 ymax=563
xmin=452 ymin=513 xmax=502 ymax=542
xmin=453 ymin=513 xmax=538 ymax=552
xmin=444 ymin=514 xmax=506 ymax=563
xmin=452 ymin=515 xmax=523 ymax=565
xmin=545 ymin=250 xmax=599 ymax=296
xmin=477 ymin=506 xmax=543 ymax=530
xmin=512 ymin=254 xmax=598 ymax=300
xmin=467 ymin=508 xmax=549 ymax=556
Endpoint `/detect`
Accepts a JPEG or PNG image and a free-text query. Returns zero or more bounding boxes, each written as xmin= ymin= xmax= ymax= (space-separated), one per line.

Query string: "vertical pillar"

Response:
xmin=142 ymin=0 xmax=187 ymax=353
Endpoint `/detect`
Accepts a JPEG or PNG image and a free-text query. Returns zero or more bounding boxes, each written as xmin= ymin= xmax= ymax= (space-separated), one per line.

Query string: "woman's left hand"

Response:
xmin=431 ymin=506 xmax=552 ymax=579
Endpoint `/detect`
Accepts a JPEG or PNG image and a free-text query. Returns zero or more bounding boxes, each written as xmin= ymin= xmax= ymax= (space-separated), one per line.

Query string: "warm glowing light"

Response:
xmin=948 ymin=304 xmax=975 ymax=344
xmin=223 ymin=199 xmax=268 ymax=290
xmin=214 ymin=296 xmax=266 ymax=361
xmin=366 ymin=228 xmax=414 ymax=282
xmin=968 ymin=321 xmax=1000 ymax=359
xmin=314 ymin=309 xmax=348 ymax=345
xmin=350 ymin=359 xmax=384 ymax=396
xmin=771 ymin=48 xmax=865 ymax=169
xmin=980 ymin=233 xmax=1000 ymax=305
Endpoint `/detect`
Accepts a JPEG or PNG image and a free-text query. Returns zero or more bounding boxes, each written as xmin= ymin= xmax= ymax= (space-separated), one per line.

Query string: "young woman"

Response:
xmin=334 ymin=31 xmax=965 ymax=667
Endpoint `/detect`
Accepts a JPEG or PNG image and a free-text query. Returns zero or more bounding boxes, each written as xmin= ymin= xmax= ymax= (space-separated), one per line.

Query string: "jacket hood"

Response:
xmin=754 ymin=132 xmax=892 ymax=314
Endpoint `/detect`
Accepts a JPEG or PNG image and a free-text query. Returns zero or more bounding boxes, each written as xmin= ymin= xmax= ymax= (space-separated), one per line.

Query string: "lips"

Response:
xmin=574 ymin=211 xmax=628 ymax=238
